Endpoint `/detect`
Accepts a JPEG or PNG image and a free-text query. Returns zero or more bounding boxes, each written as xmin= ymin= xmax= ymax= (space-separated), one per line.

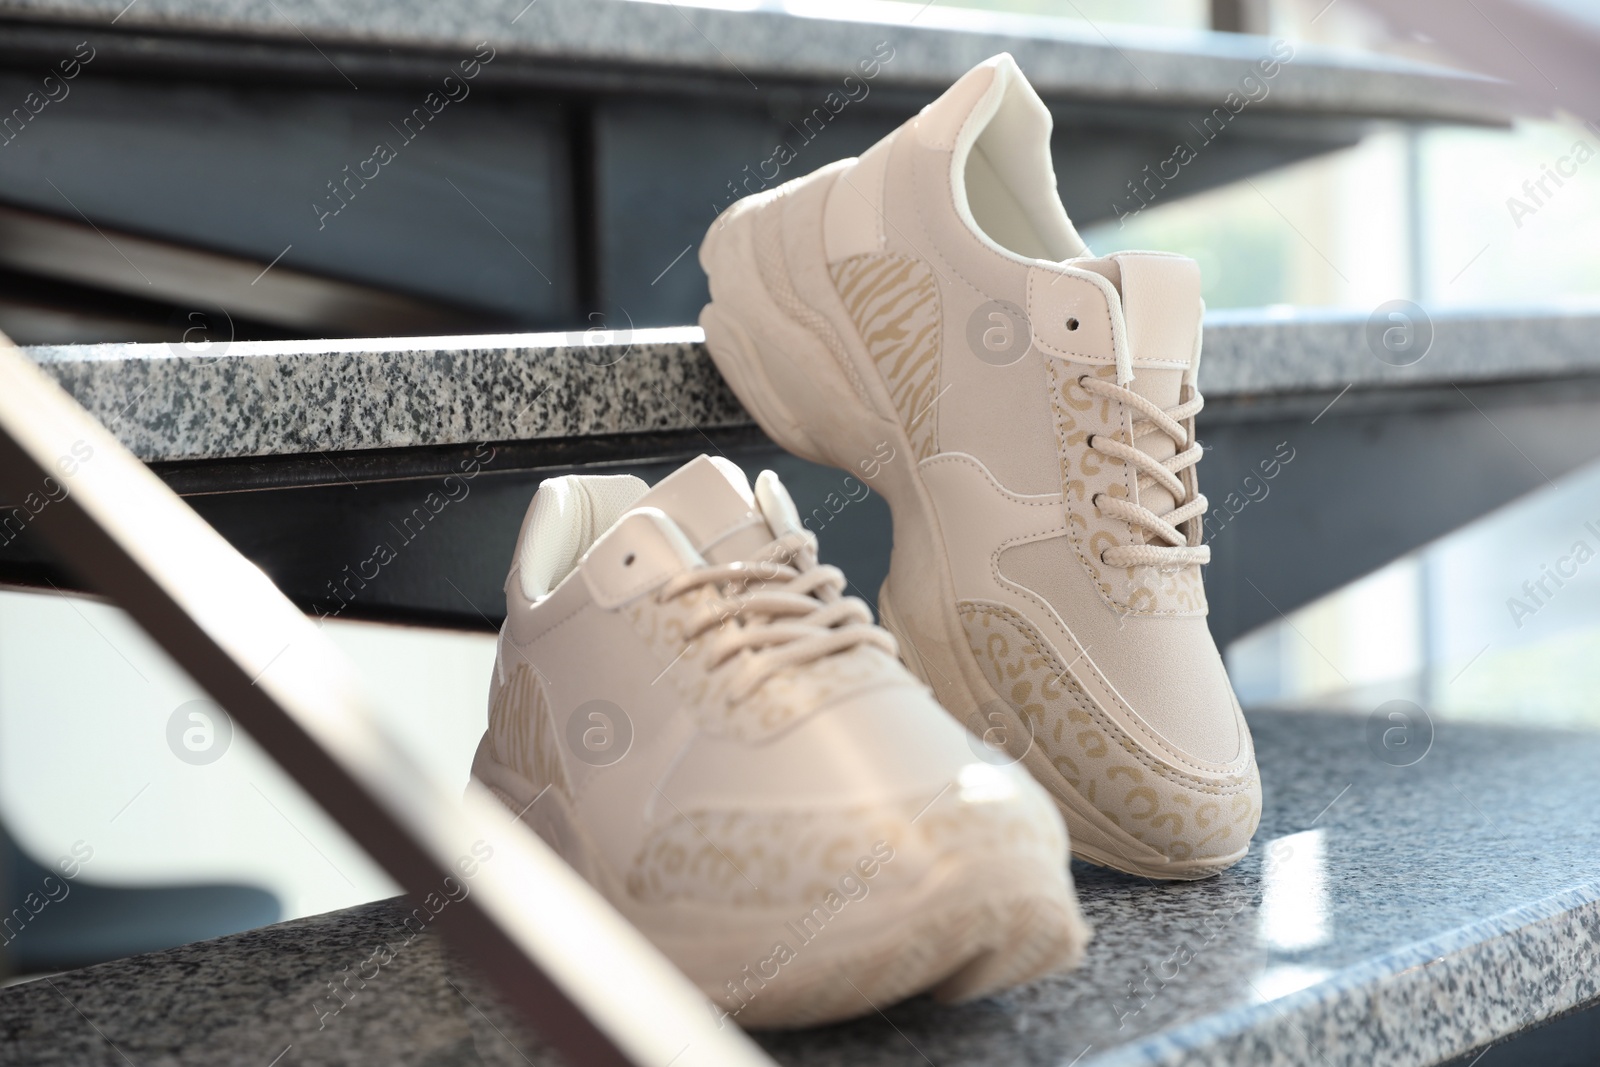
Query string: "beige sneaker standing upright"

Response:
xmin=472 ymin=455 xmax=1089 ymax=1027
xmin=699 ymin=54 xmax=1260 ymax=879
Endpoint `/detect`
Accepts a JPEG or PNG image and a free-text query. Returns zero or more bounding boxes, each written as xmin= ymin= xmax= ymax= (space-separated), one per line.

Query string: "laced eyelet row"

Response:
xmin=1075 ymin=374 xmax=1211 ymax=569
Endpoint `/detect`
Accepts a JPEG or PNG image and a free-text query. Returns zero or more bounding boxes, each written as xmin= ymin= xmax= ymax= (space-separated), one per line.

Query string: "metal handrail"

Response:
xmin=0 ymin=333 xmax=773 ymax=1067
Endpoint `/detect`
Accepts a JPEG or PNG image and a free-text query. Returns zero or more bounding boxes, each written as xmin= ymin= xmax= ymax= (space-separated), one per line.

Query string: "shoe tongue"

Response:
xmin=1099 ymin=253 xmax=1204 ymax=524
xmin=633 ymin=455 xmax=776 ymax=565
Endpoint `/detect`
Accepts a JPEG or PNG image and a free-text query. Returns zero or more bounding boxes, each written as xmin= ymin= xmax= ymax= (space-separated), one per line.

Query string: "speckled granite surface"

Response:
xmin=0 ymin=0 xmax=1514 ymax=124
xmin=23 ymin=308 xmax=1600 ymax=463
xmin=4 ymin=710 xmax=1598 ymax=1067
xmin=1202 ymin=305 xmax=1600 ymax=397
xmin=25 ymin=327 xmax=747 ymax=463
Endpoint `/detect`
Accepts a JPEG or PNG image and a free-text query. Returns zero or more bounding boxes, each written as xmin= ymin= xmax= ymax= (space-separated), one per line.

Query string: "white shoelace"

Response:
xmin=657 ymin=530 xmax=895 ymax=700
xmin=1080 ymin=375 xmax=1211 ymax=568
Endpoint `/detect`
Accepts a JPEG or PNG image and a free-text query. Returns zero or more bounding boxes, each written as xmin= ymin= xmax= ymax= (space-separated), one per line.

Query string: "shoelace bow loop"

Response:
xmin=656 ymin=530 xmax=894 ymax=699
xmin=1079 ymin=374 xmax=1211 ymax=568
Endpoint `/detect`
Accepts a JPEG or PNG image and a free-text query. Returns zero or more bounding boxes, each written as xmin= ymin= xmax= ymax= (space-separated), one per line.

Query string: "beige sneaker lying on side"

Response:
xmin=471 ymin=455 xmax=1088 ymax=1028
xmin=698 ymin=54 xmax=1260 ymax=879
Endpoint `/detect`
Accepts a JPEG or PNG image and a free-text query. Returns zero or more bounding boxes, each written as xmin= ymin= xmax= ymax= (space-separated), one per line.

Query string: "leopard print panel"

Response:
xmin=626 ymin=765 xmax=1063 ymax=907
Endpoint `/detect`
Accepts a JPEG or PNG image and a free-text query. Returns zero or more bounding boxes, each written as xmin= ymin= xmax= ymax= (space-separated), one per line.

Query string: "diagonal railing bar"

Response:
xmin=0 ymin=334 xmax=772 ymax=1067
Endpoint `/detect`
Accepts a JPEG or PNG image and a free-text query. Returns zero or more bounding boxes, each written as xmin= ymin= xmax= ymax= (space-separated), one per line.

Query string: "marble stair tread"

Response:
xmin=4 ymin=708 xmax=1598 ymax=1067
xmin=20 ymin=306 xmax=1600 ymax=464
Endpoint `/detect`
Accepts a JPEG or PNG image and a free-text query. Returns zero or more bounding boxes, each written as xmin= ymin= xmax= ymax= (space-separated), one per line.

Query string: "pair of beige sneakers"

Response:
xmin=472 ymin=54 xmax=1260 ymax=1029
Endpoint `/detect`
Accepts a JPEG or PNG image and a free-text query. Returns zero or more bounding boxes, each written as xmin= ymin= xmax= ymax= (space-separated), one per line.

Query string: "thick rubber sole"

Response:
xmin=472 ymin=745 xmax=1088 ymax=1028
xmin=699 ymin=185 xmax=1240 ymax=883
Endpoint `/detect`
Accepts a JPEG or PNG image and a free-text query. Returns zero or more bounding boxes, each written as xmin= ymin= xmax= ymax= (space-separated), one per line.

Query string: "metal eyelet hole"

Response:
xmin=1065 ymin=317 xmax=1081 ymax=331
xmin=623 ymin=552 xmax=636 ymax=567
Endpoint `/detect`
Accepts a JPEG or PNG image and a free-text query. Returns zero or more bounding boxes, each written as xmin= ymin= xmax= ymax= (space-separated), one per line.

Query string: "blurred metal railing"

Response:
xmin=0 ymin=331 xmax=774 ymax=1067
